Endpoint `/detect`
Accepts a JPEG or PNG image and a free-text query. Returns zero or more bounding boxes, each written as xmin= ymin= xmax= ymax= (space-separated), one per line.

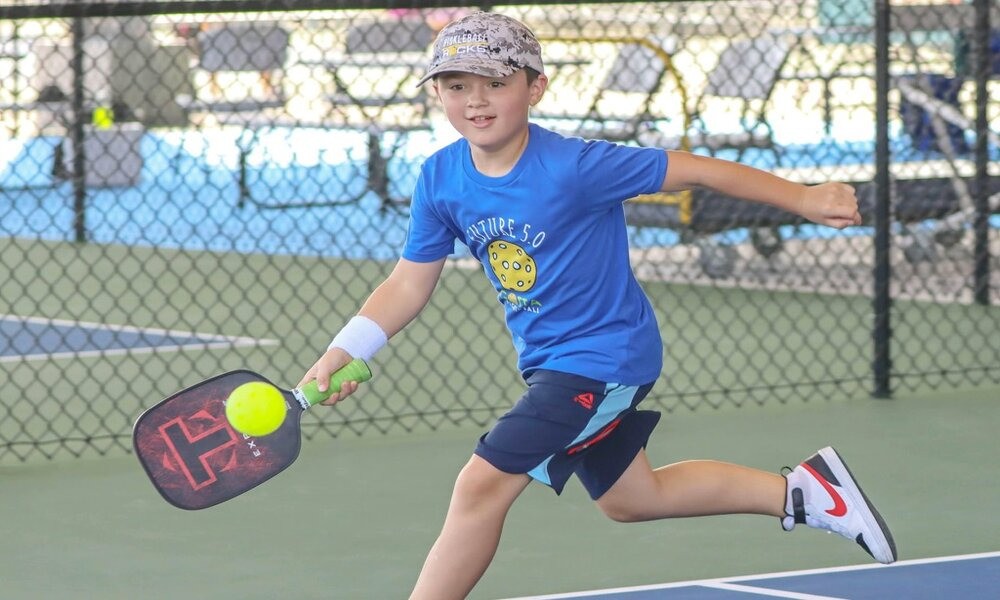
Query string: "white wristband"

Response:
xmin=328 ymin=316 xmax=387 ymax=360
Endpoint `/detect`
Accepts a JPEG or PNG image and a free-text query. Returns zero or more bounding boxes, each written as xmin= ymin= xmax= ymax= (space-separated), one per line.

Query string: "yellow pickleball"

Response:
xmin=92 ymin=106 xmax=114 ymax=129
xmin=225 ymin=381 xmax=287 ymax=436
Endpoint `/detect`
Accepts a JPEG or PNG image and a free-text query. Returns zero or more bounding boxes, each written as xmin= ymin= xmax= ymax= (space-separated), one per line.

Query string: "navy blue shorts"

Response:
xmin=475 ymin=370 xmax=660 ymax=500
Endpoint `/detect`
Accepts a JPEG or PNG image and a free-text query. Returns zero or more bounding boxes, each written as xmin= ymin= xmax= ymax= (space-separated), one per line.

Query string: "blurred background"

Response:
xmin=1 ymin=0 xmax=997 ymax=463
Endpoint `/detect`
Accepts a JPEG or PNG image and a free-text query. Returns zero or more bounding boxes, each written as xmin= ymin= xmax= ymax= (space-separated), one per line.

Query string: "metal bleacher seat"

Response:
xmin=326 ymin=18 xmax=435 ymax=112
xmin=537 ymin=39 xmax=674 ymax=144
xmin=179 ymin=22 xmax=290 ymax=114
xmin=311 ymin=18 xmax=436 ymax=207
xmin=687 ymin=33 xmax=792 ymax=161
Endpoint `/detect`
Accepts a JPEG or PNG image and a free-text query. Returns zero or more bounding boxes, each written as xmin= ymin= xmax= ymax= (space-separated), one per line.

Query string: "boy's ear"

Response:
xmin=528 ymin=73 xmax=549 ymax=106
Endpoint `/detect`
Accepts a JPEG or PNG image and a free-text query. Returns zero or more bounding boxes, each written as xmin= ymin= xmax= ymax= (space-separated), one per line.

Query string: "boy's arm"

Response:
xmin=660 ymin=150 xmax=862 ymax=229
xmin=357 ymin=256 xmax=447 ymax=337
xmin=298 ymin=256 xmax=447 ymax=401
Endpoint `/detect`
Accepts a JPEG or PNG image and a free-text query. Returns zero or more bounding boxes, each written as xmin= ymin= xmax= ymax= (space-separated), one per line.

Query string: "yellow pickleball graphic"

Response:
xmin=488 ymin=241 xmax=536 ymax=292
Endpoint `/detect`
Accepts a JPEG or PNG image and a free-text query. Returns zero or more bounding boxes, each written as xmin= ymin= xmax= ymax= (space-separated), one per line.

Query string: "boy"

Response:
xmin=298 ymin=12 xmax=897 ymax=600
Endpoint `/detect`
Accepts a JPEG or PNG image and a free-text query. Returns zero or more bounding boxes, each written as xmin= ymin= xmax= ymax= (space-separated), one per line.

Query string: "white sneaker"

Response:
xmin=782 ymin=446 xmax=897 ymax=564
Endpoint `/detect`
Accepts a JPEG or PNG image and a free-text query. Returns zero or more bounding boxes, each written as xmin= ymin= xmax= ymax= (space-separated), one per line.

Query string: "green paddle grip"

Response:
xmin=297 ymin=358 xmax=372 ymax=408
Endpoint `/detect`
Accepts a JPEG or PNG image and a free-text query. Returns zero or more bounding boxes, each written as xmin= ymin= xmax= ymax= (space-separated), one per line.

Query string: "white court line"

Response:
xmin=701 ymin=582 xmax=844 ymax=599
xmin=0 ymin=314 xmax=278 ymax=363
xmin=503 ymin=551 xmax=1000 ymax=599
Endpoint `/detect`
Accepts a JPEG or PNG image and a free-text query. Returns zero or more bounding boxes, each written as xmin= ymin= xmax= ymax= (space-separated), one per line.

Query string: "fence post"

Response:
xmin=972 ymin=0 xmax=992 ymax=306
xmin=872 ymin=0 xmax=892 ymax=398
xmin=70 ymin=16 xmax=87 ymax=243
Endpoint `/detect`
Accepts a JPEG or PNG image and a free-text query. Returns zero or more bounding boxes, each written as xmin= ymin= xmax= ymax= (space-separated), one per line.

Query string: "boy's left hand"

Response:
xmin=798 ymin=183 xmax=862 ymax=229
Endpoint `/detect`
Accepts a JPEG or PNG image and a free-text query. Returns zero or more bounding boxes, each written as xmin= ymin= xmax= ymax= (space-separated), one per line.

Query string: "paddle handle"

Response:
xmin=295 ymin=358 xmax=372 ymax=408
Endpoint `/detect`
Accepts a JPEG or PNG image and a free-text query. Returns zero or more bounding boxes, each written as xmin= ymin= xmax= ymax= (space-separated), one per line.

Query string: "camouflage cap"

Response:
xmin=416 ymin=12 xmax=544 ymax=86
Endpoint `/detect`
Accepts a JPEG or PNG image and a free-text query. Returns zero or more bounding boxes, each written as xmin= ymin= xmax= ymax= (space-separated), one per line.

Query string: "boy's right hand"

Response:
xmin=297 ymin=347 xmax=362 ymax=406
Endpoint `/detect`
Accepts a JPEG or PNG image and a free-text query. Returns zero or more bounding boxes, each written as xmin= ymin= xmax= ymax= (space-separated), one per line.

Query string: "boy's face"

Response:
xmin=433 ymin=70 xmax=548 ymax=155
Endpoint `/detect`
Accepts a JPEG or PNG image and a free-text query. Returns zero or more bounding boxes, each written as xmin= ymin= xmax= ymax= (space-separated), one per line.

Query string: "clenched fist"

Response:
xmin=798 ymin=183 xmax=862 ymax=229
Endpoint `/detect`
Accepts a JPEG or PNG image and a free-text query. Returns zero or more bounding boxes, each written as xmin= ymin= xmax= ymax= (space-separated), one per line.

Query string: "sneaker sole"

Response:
xmin=818 ymin=446 xmax=898 ymax=564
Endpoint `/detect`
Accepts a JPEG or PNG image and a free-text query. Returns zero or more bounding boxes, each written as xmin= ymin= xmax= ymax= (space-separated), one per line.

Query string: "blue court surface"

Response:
xmin=505 ymin=552 xmax=1000 ymax=599
xmin=2 ymin=127 xmax=997 ymax=262
xmin=0 ymin=314 xmax=275 ymax=362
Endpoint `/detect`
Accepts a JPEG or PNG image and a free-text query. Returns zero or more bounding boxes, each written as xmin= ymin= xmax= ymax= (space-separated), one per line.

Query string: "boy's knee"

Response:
xmin=454 ymin=458 xmax=496 ymax=496
xmin=450 ymin=456 xmax=526 ymax=512
xmin=596 ymin=496 xmax=648 ymax=523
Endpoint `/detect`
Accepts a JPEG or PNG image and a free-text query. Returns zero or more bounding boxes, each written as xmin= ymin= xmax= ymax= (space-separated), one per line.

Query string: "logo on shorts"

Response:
xmin=572 ymin=393 xmax=594 ymax=410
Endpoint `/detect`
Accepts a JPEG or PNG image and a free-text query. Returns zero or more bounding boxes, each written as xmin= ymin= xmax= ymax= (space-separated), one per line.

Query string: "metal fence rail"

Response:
xmin=1 ymin=1 xmax=997 ymax=463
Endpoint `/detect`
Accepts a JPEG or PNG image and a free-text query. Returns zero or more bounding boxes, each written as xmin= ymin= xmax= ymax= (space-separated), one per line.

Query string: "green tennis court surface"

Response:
xmin=1 ymin=384 xmax=996 ymax=599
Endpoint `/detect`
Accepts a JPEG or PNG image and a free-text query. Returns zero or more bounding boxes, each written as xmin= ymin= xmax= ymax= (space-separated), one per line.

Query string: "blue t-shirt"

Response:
xmin=403 ymin=124 xmax=668 ymax=385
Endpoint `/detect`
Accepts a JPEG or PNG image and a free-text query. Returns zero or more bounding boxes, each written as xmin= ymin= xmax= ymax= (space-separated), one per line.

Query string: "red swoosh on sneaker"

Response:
xmin=802 ymin=463 xmax=848 ymax=517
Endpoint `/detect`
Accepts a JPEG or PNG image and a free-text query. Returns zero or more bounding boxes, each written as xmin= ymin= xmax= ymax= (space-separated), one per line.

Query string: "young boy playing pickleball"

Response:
xmin=298 ymin=12 xmax=897 ymax=599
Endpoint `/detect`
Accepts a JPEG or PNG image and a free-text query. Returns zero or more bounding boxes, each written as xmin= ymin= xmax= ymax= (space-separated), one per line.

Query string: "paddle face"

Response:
xmin=133 ymin=370 xmax=304 ymax=510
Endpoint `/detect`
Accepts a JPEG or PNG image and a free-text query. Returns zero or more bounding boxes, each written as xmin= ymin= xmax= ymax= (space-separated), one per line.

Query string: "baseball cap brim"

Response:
xmin=415 ymin=57 xmax=522 ymax=87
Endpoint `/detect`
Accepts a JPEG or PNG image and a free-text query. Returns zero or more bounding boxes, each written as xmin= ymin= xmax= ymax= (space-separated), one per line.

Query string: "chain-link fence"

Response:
xmin=1 ymin=1 xmax=997 ymax=463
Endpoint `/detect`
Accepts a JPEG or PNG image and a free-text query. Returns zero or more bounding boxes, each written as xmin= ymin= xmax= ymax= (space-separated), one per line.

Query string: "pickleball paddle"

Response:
xmin=133 ymin=358 xmax=371 ymax=510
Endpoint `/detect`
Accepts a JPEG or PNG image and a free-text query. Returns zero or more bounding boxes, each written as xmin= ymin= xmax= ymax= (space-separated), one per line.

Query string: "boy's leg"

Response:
xmin=412 ymin=370 xmax=630 ymax=599
xmin=410 ymin=455 xmax=531 ymax=600
xmin=595 ymin=449 xmax=785 ymax=521
xmin=593 ymin=447 xmax=896 ymax=565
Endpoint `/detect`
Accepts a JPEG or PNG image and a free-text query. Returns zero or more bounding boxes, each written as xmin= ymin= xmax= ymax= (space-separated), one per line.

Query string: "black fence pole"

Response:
xmin=70 ymin=15 xmax=87 ymax=244
xmin=972 ymin=0 xmax=991 ymax=306
xmin=872 ymin=0 xmax=892 ymax=398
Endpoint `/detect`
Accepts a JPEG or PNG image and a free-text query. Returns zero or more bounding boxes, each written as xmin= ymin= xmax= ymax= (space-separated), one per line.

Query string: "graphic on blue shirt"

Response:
xmin=488 ymin=240 xmax=536 ymax=292
xmin=403 ymin=124 xmax=669 ymax=385
xmin=488 ymin=240 xmax=542 ymax=313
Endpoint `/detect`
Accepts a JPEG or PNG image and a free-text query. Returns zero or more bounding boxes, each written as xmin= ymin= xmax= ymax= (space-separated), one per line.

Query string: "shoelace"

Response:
xmin=805 ymin=506 xmax=855 ymax=539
